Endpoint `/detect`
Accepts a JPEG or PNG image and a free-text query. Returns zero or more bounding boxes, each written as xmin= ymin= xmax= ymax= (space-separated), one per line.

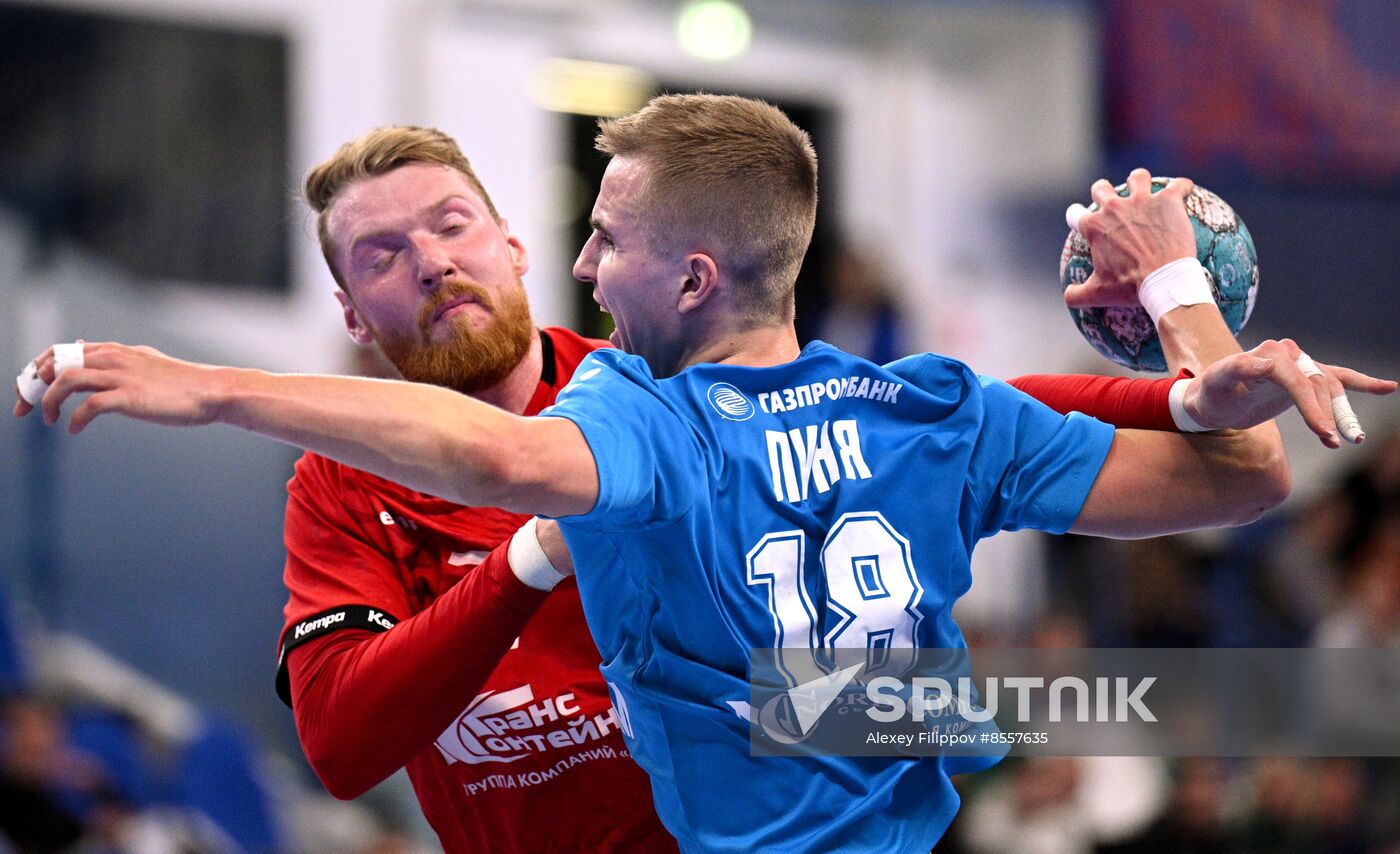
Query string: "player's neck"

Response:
xmin=471 ymin=329 xmax=544 ymax=415
xmin=677 ymin=321 xmax=801 ymax=374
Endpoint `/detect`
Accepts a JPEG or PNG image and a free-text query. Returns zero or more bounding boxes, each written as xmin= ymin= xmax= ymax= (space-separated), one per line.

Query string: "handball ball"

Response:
xmin=1059 ymin=178 xmax=1259 ymax=372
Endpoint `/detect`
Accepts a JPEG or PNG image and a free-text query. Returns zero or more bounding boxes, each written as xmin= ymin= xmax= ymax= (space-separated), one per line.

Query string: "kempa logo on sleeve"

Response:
xmin=289 ymin=607 xmax=397 ymax=643
xmin=293 ymin=611 xmax=346 ymax=639
xmin=707 ymin=382 xmax=755 ymax=421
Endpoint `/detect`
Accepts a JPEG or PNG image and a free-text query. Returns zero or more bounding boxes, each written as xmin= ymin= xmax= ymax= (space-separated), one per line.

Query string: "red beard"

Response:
xmin=373 ymin=280 xmax=533 ymax=395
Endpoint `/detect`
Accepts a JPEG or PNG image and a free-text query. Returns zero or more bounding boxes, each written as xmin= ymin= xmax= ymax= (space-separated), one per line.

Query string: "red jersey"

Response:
xmin=277 ymin=328 xmax=674 ymax=853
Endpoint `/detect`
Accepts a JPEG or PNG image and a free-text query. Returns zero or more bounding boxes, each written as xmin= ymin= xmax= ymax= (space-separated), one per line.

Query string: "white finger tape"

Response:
xmin=1295 ymin=353 xmax=1324 ymax=379
xmin=1332 ymin=394 xmax=1364 ymax=445
xmin=1065 ymin=203 xmax=1090 ymax=233
xmin=53 ymin=342 xmax=85 ymax=376
xmin=16 ymin=360 xmax=47 ymax=406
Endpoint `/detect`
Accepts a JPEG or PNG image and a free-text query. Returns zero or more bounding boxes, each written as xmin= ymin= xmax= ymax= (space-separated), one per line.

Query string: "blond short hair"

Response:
xmin=304 ymin=126 xmax=500 ymax=289
xmin=596 ymin=94 xmax=818 ymax=323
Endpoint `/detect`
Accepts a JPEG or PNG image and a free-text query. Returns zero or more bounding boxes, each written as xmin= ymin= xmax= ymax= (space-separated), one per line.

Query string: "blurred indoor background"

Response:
xmin=2 ymin=0 xmax=1397 ymax=850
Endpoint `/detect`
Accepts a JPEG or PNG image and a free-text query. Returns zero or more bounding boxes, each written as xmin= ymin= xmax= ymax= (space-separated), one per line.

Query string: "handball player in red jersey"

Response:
xmin=275 ymin=128 xmax=674 ymax=853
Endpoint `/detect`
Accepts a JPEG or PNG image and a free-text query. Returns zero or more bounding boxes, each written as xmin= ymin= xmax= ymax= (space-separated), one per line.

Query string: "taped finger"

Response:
xmin=1065 ymin=203 xmax=1090 ymax=233
xmin=53 ymin=342 xmax=85 ymax=377
xmin=1295 ymin=353 xmax=1325 ymax=379
xmin=16 ymin=360 xmax=48 ymax=406
xmin=1332 ymin=394 xmax=1364 ymax=445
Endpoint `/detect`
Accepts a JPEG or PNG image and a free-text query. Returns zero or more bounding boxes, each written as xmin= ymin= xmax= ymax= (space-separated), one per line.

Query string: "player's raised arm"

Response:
xmin=1059 ymin=169 xmax=1387 ymax=538
xmin=13 ymin=341 xmax=598 ymax=518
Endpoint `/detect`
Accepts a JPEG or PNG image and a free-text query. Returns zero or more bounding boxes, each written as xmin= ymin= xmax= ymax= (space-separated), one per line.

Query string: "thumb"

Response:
xmin=1198 ymin=351 xmax=1276 ymax=383
xmin=1215 ymin=353 xmax=1273 ymax=384
xmin=1063 ymin=272 xmax=1143 ymax=310
xmin=1246 ymin=356 xmax=1275 ymax=376
xmin=1063 ymin=273 xmax=1101 ymax=309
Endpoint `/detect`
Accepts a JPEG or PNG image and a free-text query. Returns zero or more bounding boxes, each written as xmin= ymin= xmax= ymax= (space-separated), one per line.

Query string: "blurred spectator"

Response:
xmin=1124 ymin=538 xmax=1210 ymax=647
xmin=956 ymin=429 xmax=1400 ymax=851
xmin=1249 ymin=493 xmax=1349 ymax=643
xmin=1230 ymin=758 xmax=1314 ymax=854
xmin=811 ymin=242 xmax=907 ymax=364
xmin=961 ymin=758 xmax=1092 ymax=854
xmin=0 ymin=694 xmax=106 ymax=853
xmin=1313 ymin=506 xmax=1400 ymax=647
xmin=1336 ymin=432 xmax=1400 ymax=567
xmin=1099 ymin=758 xmax=1232 ymax=854
xmin=1308 ymin=758 xmax=1372 ymax=854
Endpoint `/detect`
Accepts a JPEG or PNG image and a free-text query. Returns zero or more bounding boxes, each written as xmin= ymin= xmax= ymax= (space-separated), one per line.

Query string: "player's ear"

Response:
xmin=498 ymin=218 xmax=530 ymax=277
xmin=677 ymin=253 xmax=720 ymax=315
xmin=336 ymin=290 xmax=376 ymax=345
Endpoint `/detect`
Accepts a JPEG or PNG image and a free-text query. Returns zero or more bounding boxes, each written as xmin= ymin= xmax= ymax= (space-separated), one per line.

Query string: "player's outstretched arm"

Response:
xmin=1069 ymin=318 xmax=1305 ymax=539
xmin=1154 ymin=294 xmax=1397 ymax=448
xmin=1068 ymin=332 xmax=1395 ymax=538
xmin=13 ymin=342 xmax=598 ymax=518
xmin=1069 ymin=424 xmax=1289 ymax=538
xmin=1067 ymin=340 xmax=1304 ymax=540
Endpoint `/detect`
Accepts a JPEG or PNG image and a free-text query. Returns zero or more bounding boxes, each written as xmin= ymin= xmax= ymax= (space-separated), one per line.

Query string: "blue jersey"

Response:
xmin=542 ymin=341 xmax=1114 ymax=853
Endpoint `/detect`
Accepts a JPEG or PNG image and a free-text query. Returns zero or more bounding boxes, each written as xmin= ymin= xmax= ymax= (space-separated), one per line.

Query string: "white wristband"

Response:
xmin=507 ymin=517 xmax=567 ymax=592
xmin=1168 ymin=378 xmax=1212 ymax=433
xmin=1140 ymin=257 xmax=1213 ymax=326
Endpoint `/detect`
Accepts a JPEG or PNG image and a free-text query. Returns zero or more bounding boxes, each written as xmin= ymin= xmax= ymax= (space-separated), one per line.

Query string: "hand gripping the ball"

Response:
xmin=1060 ymin=169 xmax=1260 ymax=372
xmin=1063 ymin=169 xmax=1198 ymax=309
xmin=1180 ymin=339 xmax=1396 ymax=449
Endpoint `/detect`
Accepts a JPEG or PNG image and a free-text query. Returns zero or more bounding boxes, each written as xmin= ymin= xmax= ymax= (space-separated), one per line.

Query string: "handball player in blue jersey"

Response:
xmin=16 ymin=95 xmax=1394 ymax=852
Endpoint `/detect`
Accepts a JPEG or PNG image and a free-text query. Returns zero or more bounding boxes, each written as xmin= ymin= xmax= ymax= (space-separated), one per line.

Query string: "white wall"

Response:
xmin=12 ymin=0 xmax=1100 ymax=378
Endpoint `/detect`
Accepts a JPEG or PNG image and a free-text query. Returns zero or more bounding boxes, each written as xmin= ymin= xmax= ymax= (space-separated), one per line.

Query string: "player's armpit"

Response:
xmin=490 ymin=416 xmax=599 ymax=518
xmin=1068 ymin=426 xmax=1289 ymax=539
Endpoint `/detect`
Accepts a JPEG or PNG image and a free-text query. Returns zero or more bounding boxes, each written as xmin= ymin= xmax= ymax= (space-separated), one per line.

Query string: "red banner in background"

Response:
xmin=1105 ymin=0 xmax=1400 ymax=187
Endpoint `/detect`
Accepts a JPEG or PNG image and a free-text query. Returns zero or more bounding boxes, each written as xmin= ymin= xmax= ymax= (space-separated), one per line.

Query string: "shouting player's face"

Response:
xmin=573 ymin=155 xmax=692 ymax=377
xmin=327 ymin=163 xmax=533 ymax=394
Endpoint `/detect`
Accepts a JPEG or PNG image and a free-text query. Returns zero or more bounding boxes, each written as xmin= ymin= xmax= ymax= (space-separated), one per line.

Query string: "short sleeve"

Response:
xmin=538 ymin=352 xmax=703 ymax=532
xmin=282 ymin=454 xmax=411 ymax=635
xmin=966 ymin=376 xmax=1115 ymax=538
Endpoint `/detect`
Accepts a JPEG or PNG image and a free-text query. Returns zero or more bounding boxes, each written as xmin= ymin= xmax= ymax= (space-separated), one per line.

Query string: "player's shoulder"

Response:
xmin=565 ymin=344 xmax=656 ymax=386
xmin=877 ymin=349 xmax=993 ymax=410
xmin=292 ymin=450 xmax=341 ymax=487
xmin=883 ymin=349 xmax=978 ymax=385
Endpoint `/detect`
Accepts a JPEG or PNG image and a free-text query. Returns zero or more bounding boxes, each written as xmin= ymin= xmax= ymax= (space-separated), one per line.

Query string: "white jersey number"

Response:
xmin=746 ymin=511 xmax=923 ymax=679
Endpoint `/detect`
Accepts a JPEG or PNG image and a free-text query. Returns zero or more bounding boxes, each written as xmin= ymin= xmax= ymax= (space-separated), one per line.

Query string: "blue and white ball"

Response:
xmin=1059 ymin=179 xmax=1259 ymax=372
